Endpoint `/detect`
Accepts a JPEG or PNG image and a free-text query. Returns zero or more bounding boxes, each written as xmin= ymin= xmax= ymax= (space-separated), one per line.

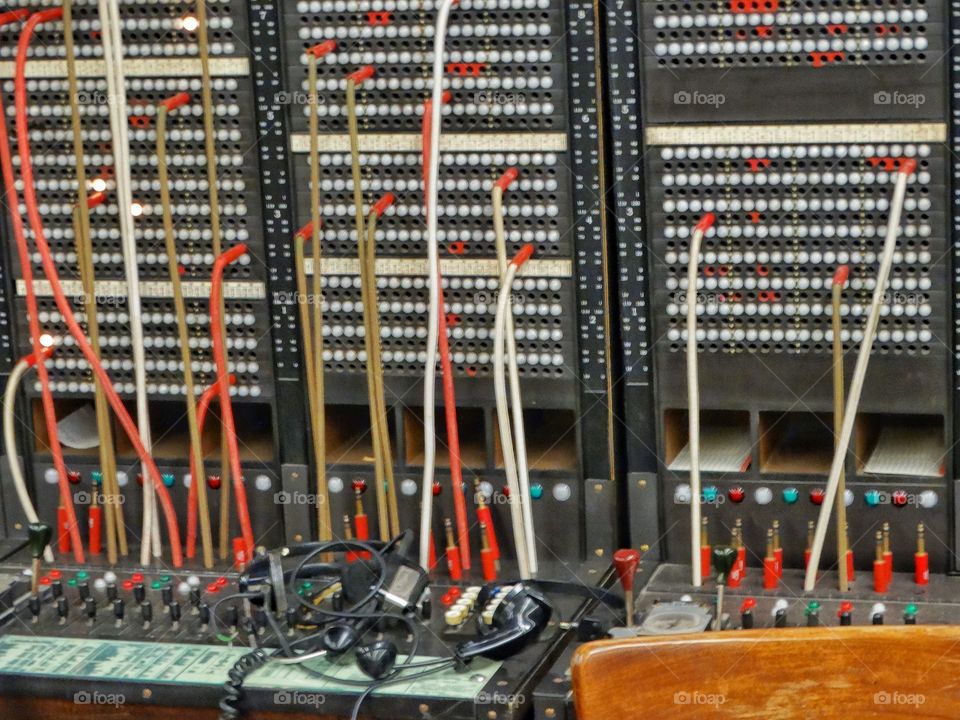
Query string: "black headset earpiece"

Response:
xmin=455 ymin=585 xmax=552 ymax=661
xmin=356 ymin=639 xmax=398 ymax=680
xmin=321 ymin=623 xmax=361 ymax=656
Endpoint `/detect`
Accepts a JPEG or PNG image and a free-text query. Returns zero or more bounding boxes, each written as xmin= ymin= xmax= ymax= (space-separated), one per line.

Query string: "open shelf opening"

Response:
xmin=404 ymin=406 xmax=486 ymax=468
xmin=111 ymin=400 xmax=275 ymax=462
xmin=856 ymin=413 xmax=945 ymax=478
xmin=759 ymin=411 xmax=834 ymax=475
xmin=664 ymin=408 xmax=752 ymax=473
xmin=32 ymin=399 xmax=100 ymax=456
xmin=494 ymin=408 xmax=578 ymax=471
xmin=326 ymin=404 xmax=379 ymax=465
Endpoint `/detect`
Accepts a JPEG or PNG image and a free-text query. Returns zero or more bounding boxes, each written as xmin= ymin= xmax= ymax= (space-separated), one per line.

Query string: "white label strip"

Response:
xmin=645 ymin=123 xmax=947 ymax=146
xmin=290 ymin=133 xmax=568 ymax=153
xmin=0 ymin=57 xmax=249 ymax=79
xmin=305 ymin=257 xmax=572 ymax=278
xmin=17 ymin=280 xmax=266 ymax=300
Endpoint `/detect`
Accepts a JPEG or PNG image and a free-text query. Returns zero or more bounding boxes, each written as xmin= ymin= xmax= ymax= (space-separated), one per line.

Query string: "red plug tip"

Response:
xmin=219 ymin=244 xmax=248 ymax=265
xmin=86 ymin=191 xmax=108 ymax=210
xmin=347 ymin=65 xmax=375 ymax=85
xmin=307 ymin=40 xmax=336 ymax=58
xmin=612 ymin=548 xmax=641 ymax=592
xmin=899 ymin=158 xmax=918 ymax=175
xmin=422 ymin=90 xmax=452 ymax=114
xmin=372 ymin=193 xmax=395 ymax=218
xmin=695 ymin=212 xmax=716 ymax=232
xmin=34 ymin=8 xmax=64 ymax=23
xmin=23 ymin=345 xmax=55 ymax=367
xmin=226 ymin=373 xmax=238 ymax=386
xmin=832 ymin=265 xmax=849 ymax=287
xmin=295 ymin=219 xmax=320 ymax=241
xmin=510 ymin=244 xmax=535 ymax=268
xmin=0 ymin=9 xmax=31 ymax=26
xmin=495 ymin=168 xmax=519 ymax=192
xmin=159 ymin=92 xmax=191 ymax=112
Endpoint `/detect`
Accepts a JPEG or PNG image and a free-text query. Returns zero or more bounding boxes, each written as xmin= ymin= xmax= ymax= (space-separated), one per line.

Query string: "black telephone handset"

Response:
xmin=454 ymin=584 xmax=552 ymax=661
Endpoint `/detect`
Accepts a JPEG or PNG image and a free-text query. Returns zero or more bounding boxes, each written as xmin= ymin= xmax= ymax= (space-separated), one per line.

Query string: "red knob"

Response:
xmin=728 ymin=486 xmax=745 ymax=503
xmin=207 ymin=475 xmax=221 ymax=490
xmin=612 ymin=548 xmax=641 ymax=593
xmin=838 ymin=601 xmax=853 ymax=617
xmin=810 ymin=488 xmax=825 ymax=505
xmin=740 ymin=597 xmax=757 ymax=613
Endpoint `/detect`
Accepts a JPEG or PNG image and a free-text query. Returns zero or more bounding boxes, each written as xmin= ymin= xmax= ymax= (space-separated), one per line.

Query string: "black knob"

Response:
xmin=774 ymin=608 xmax=787 ymax=628
xmin=51 ymin=579 xmax=63 ymax=598
xmin=199 ymin=602 xmax=211 ymax=626
xmin=28 ymin=596 xmax=41 ymax=618
xmin=133 ymin=583 xmax=145 ymax=604
xmin=420 ymin=595 xmax=432 ymax=621
xmin=161 ymin=584 xmax=173 ymax=606
xmin=85 ymin=597 xmax=96 ymax=619
xmin=141 ymin=601 xmax=153 ymax=623
xmin=332 ymin=591 xmax=343 ymax=612
xmin=78 ymin=581 xmax=90 ymax=600
xmin=190 ymin=587 xmax=201 ymax=607
xmin=253 ymin=607 xmax=267 ymax=629
xmin=56 ymin=596 xmax=68 ymax=619
xmin=113 ymin=598 xmax=125 ymax=620
xmin=285 ymin=607 xmax=298 ymax=629
xmin=872 ymin=612 xmax=884 ymax=625
xmin=225 ymin=604 xmax=239 ymax=629
xmin=169 ymin=601 xmax=181 ymax=623
xmin=106 ymin=582 xmax=118 ymax=602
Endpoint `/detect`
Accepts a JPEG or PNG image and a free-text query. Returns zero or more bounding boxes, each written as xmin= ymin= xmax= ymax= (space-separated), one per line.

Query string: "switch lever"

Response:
xmin=612 ymin=548 xmax=641 ymax=628
xmin=711 ymin=545 xmax=737 ymax=631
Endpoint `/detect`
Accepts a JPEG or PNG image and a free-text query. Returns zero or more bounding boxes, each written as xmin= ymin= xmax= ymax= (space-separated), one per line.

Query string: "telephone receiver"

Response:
xmin=454 ymin=585 xmax=552 ymax=661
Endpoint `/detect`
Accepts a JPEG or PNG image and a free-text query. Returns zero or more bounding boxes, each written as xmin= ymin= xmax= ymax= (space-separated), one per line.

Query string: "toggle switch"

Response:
xmin=612 ymin=548 xmax=641 ymax=628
